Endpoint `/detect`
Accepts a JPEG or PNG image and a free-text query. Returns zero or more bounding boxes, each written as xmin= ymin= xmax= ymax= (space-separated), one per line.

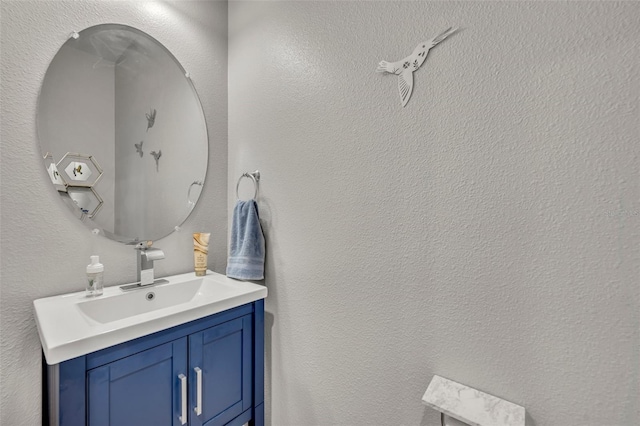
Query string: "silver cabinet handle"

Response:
xmin=178 ymin=373 xmax=187 ymax=425
xmin=194 ymin=367 xmax=203 ymax=416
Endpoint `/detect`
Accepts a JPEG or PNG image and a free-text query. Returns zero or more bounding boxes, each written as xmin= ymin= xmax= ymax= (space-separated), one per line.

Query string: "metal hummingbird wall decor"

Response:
xmin=151 ymin=150 xmax=162 ymax=172
xmin=376 ymin=27 xmax=456 ymax=107
xmin=146 ymin=108 xmax=156 ymax=132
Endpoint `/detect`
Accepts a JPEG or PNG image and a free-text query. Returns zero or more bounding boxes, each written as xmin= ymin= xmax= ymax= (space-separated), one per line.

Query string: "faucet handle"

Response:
xmin=144 ymin=248 xmax=165 ymax=261
xmin=134 ymin=241 xmax=153 ymax=250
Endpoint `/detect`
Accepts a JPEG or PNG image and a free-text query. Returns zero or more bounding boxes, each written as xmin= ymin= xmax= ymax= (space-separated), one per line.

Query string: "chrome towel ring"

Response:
xmin=236 ymin=170 xmax=260 ymax=200
xmin=187 ymin=180 xmax=203 ymax=207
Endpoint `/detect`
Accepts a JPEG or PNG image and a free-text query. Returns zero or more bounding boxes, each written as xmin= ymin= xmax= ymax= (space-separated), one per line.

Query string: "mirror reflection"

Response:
xmin=37 ymin=24 xmax=208 ymax=242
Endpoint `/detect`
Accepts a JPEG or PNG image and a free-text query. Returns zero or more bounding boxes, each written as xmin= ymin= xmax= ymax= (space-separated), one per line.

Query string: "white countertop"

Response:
xmin=34 ymin=270 xmax=267 ymax=365
xmin=422 ymin=375 xmax=525 ymax=426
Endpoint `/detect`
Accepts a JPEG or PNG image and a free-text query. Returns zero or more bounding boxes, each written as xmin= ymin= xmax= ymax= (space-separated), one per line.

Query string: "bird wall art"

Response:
xmin=146 ymin=108 xmax=156 ymax=132
xmin=376 ymin=27 xmax=456 ymax=107
xmin=151 ymin=150 xmax=162 ymax=172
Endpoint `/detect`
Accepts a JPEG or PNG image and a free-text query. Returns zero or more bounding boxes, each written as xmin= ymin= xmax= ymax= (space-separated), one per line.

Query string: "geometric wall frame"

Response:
xmin=66 ymin=186 xmax=103 ymax=218
xmin=56 ymin=152 xmax=103 ymax=188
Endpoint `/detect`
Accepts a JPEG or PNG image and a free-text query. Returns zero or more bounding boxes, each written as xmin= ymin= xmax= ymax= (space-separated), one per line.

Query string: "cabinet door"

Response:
xmin=189 ymin=316 xmax=253 ymax=426
xmin=87 ymin=338 xmax=188 ymax=426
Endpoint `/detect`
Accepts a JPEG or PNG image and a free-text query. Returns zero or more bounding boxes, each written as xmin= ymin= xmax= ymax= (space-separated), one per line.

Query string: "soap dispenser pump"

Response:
xmin=86 ymin=255 xmax=104 ymax=297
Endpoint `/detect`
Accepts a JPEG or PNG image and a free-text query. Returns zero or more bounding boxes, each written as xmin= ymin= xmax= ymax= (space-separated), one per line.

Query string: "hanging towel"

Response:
xmin=226 ymin=199 xmax=265 ymax=280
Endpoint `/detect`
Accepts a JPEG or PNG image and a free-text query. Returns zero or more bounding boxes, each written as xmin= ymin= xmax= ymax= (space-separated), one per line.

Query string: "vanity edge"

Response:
xmin=34 ymin=270 xmax=267 ymax=365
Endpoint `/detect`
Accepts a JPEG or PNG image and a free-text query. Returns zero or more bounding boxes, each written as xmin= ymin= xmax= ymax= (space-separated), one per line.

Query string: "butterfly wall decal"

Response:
xmin=135 ymin=140 xmax=144 ymax=157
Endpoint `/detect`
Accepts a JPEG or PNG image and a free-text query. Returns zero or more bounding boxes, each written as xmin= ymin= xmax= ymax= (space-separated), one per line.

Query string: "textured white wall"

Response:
xmin=0 ymin=1 xmax=227 ymax=424
xmin=229 ymin=2 xmax=639 ymax=426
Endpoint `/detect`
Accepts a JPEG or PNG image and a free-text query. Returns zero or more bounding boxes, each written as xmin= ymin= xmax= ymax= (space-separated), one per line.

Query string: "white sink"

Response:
xmin=34 ymin=271 xmax=267 ymax=365
xmin=77 ymin=278 xmax=205 ymax=323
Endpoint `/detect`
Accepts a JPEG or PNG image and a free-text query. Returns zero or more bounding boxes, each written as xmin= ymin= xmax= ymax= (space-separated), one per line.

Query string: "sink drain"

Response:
xmin=146 ymin=292 xmax=155 ymax=301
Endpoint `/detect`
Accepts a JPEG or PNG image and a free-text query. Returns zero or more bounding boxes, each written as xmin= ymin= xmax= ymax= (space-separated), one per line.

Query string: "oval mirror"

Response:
xmin=37 ymin=24 xmax=208 ymax=243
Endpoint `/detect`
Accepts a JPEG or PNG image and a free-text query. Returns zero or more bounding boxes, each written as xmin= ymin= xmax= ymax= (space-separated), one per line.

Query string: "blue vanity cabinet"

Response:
xmin=47 ymin=301 xmax=264 ymax=426
xmin=87 ymin=339 xmax=188 ymax=426
xmin=188 ymin=316 xmax=252 ymax=426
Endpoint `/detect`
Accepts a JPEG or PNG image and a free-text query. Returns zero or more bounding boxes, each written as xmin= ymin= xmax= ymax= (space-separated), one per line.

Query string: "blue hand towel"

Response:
xmin=226 ymin=199 xmax=265 ymax=280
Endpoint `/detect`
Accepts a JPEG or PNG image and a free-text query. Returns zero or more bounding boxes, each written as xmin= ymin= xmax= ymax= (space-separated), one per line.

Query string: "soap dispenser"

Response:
xmin=86 ymin=255 xmax=104 ymax=297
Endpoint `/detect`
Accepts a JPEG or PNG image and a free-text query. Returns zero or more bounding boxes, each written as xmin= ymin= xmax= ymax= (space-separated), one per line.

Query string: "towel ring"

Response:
xmin=187 ymin=180 xmax=203 ymax=207
xmin=236 ymin=170 xmax=260 ymax=200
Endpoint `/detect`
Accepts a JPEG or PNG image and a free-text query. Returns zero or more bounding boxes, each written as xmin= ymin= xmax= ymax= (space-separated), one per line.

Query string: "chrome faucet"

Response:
xmin=136 ymin=242 xmax=165 ymax=285
xmin=120 ymin=241 xmax=168 ymax=291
